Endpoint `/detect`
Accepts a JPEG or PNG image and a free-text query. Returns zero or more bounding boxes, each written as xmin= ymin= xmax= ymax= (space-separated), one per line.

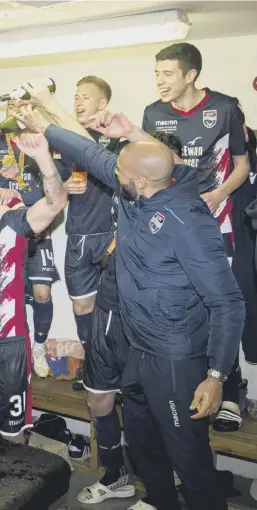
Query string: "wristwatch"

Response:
xmin=207 ymin=368 xmax=228 ymax=383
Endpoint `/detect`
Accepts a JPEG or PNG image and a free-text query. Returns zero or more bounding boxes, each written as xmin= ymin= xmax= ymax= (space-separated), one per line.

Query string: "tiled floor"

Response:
xmin=56 ymin=470 xmax=144 ymax=510
xmin=56 ymin=470 xmax=257 ymax=510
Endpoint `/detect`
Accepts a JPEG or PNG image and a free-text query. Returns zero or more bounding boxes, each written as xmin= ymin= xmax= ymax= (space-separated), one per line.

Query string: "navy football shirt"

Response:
xmin=54 ymin=129 xmax=125 ymax=236
xmin=143 ymin=90 xmax=247 ymax=194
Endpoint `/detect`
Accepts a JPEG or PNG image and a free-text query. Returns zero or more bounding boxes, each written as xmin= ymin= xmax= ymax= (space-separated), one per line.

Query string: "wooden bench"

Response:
xmin=32 ymin=376 xmax=257 ymax=474
xmin=210 ymin=417 xmax=257 ymax=464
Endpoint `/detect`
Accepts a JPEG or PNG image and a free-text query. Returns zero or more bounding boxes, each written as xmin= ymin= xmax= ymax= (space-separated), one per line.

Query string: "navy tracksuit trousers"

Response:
xmin=122 ymin=348 xmax=227 ymax=510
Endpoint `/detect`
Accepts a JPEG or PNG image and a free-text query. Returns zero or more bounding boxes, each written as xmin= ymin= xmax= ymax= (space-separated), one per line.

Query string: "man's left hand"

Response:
xmin=200 ymin=188 xmax=226 ymax=215
xmin=190 ymin=376 xmax=223 ymax=420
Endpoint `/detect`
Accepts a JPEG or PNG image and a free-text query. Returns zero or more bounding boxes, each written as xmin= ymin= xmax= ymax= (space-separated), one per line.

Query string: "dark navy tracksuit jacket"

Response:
xmin=45 ymin=125 xmax=245 ymax=376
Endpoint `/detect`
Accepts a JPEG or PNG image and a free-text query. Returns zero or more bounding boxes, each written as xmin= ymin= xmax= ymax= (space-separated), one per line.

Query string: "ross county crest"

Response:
xmin=203 ymin=110 xmax=217 ymax=129
xmin=99 ymin=136 xmax=111 ymax=148
xmin=149 ymin=212 xmax=165 ymax=234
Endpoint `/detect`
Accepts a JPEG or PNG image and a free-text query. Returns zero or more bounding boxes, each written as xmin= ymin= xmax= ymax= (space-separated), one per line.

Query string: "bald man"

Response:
xmin=16 ymin=109 xmax=245 ymax=510
xmin=77 ymin=133 xmax=186 ymax=506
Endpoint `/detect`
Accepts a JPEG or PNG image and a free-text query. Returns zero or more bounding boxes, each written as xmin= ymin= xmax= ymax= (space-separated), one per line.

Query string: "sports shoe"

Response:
xmin=213 ymin=407 xmax=242 ymax=432
xmin=72 ymin=359 xmax=85 ymax=391
xmin=72 ymin=379 xmax=84 ymax=391
xmin=127 ymin=501 xmax=157 ymax=510
xmin=68 ymin=434 xmax=90 ymax=460
xmin=78 ymin=479 xmax=135 ymax=504
xmin=32 ymin=342 xmax=49 ymax=378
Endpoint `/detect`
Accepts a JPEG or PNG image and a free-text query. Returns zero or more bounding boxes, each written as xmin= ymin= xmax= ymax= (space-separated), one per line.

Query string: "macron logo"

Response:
xmin=156 ymin=120 xmax=177 ymax=127
xmin=169 ymin=400 xmax=180 ymax=427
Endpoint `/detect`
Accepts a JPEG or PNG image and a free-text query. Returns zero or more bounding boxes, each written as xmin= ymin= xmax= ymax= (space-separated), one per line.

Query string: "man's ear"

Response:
xmin=98 ymin=98 xmax=108 ymax=111
xmin=185 ymin=69 xmax=197 ymax=85
xmin=137 ymin=176 xmax=147 ymax=191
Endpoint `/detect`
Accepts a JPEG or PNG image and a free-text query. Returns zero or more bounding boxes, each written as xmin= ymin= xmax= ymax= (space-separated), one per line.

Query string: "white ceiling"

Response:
xmin=0 ymin=1 xmax=256 ymax=40
xmin=0 ymin=0 xmax=256 ymax=66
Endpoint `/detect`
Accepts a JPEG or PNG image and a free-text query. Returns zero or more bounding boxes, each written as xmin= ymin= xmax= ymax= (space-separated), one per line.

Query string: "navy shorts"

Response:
xmin=26 ymin=236 xmax=60 ymax=287
xmin=0 ymin=335 xmax=32 ymax=436
xmin=84 ymin=305 xmax=129 ymax=392
xmin=65 ymin=232 xmax=110 ymax=299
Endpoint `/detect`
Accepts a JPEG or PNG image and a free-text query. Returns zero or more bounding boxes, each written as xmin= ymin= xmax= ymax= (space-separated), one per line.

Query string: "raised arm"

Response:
xmin=17 ymin=81 xmax=95 ymax=141
xmin=13 ymin=105 xmax=119 ymax=192
xmin=86 ymin=110 xmax=153 ymax=143
xmin=14 ymin=133 xmax=67 ymax=235
xmin=44 ymin=125 xmax=119 ymax=191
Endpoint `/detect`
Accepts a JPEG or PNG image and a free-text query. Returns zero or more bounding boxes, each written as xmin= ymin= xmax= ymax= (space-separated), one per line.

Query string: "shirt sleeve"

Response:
xmin=174 ymin=205 xmax=245 ymax=374
xmin=142 ymin=107 xmax=149 ymax=131
xmin=229 ymin=100 xmax=248 ymax=156
xmin=45 ymin=125 xmax=119 ymax=191
xmin=2 ymin=207 xmax=34 ymax=238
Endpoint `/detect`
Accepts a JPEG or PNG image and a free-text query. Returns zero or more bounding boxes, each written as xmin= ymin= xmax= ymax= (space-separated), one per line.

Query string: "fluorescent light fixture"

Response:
xmin=0 ymin=9 xmax=191 ymax=58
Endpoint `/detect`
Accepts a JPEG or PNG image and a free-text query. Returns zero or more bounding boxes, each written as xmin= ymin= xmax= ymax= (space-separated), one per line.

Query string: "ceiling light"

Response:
xmin=0 ymin=9 xmax=191 ymax=58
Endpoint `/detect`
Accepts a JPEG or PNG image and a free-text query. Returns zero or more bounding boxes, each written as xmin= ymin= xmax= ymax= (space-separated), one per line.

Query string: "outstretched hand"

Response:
xmin=87 ymin=109 xmax=135 ymax=139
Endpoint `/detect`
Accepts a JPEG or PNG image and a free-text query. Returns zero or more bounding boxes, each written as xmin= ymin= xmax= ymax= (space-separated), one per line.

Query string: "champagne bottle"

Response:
xmin=0 ymin=117 xmax=26 ymax=134
xmin=0 ymin=78 xmax=55 ymax=102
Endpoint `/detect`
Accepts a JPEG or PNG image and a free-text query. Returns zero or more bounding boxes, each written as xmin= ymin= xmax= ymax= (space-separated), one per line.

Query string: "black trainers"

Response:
xmin=72 ymin=359 xmax=85 ymax=391
xmin=68 ymin=434 xmax=90 ymax=460
xmin=213 ymin=379 xmax=248 ymax=432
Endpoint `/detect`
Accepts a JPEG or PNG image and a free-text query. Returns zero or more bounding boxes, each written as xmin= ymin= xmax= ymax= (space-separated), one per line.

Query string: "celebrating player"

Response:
xmin=142 ymin=42 xmax=250 ymax=432
xmin=18 ymin=77 xmax=126 ymax=390
xmin=0 ymin=132 xmax=67 ymax=436
xmin=0 ymin=100 xmax=60 ymax=379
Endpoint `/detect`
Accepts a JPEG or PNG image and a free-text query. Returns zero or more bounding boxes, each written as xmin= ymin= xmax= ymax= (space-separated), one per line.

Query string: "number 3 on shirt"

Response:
xmin=10 ymin=392 xmax=26 ymax=418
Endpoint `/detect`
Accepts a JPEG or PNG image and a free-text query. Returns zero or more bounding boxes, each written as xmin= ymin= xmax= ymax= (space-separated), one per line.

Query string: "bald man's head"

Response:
xmin=116 ymin=140 xmax=174 ymax=200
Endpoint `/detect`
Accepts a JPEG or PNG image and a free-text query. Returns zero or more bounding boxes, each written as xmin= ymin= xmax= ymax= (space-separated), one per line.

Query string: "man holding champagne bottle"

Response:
xmin=0 ymin=99 xmax=60 ymax=379
xmin=12 ymin=78 xmax=134 ymax=503
xmin=23 ymin=75 xmax=126 ymax=391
